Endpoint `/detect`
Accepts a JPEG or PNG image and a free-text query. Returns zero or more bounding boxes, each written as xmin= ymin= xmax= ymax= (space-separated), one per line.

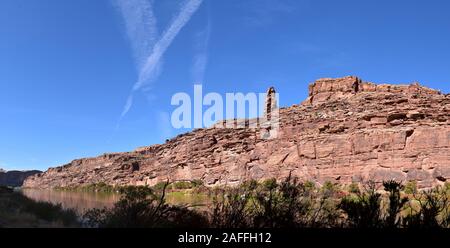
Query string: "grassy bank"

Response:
xmin=0 ymin=186 xmax=80 ymax=227
xmin=53 ymin=180 xmax=206 ymax=193
xmin=54 ymin=182 xmax=118 ymax=194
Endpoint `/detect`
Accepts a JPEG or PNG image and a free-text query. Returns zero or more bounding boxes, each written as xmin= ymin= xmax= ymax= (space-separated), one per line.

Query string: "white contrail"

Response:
xmin=114 ymin=0 xmax=158 ymax=70
xmin=119 ymin=0 xmax=204 ymax=119
xmin=133 ymin=0 xmax=204 ymax=91
xmin=121 ymin=94 xmax=134 ymax=118
xmin=191 ymin=12 xmax=211 ymax=84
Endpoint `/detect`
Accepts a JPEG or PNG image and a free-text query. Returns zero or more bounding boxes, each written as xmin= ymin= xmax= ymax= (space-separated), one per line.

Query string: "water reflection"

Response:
xmin=21 ymin=189 xmax=120 ymax=214
xmin=20 ymin=189 xmax=211 ymax=214
xmin=165 ymin=193 xmax=211 ymax=209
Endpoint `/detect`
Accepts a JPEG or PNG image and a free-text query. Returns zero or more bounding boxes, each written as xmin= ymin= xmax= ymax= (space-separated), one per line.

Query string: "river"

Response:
xmin=20 ymin=188 xmax=211 ymax=214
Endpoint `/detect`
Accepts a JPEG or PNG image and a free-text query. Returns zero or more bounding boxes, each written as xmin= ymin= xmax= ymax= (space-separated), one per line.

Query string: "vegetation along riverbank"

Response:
xmin=3 ymin=177 xmax=450 ymax=228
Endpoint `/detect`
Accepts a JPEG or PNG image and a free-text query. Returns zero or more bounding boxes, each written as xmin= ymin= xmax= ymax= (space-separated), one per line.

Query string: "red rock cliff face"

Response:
xmin=24 ymin=76 xmax=450 ymax=189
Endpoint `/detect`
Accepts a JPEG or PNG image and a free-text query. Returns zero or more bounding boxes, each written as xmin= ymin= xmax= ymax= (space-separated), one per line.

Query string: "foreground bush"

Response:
xmin=83 ymin=184 xmax=208 ymax=228
xmin=339 ymin=181 xmax=406 ymax=228
xmin=206 ymin=176 xmax=340 ymax=228
xmin=403 ymin=187 xmax=450 ymax=228
xmin=82 ymin=179 xmax=450 ymax=228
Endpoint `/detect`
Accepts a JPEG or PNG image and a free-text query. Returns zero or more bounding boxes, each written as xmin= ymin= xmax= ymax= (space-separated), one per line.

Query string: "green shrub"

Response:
xmin=383 ymin=180 xmax=408 ymax=227
xmin=321 ymin=181 xmax=339 ymax=196
xmin=191 ymin=179 xmax=204 ymax=188
xmin=241 ymin=180 xmax=258 ymax=191
xmin=172 ymin=181 xmax=193 ymax=189
xmin=348 ymin=182 xmax=360 ymax=194
xmin=83 ymin=185 xmax=208 ymax=228
xmin=54 ymin=182 xmax=117 ymax=193
xmin=210 ymin=187 xmax=253 ymax=228
xmin=153 ymin=180 xmax=204 ymax=191
xmin=339 ymin=181 xmax=382 ymax=228
xmin=403 ymin=187 xmax=450 ymax=228
xmin=404 ymin=181 xmax=418 ymax=194
xmin=153 ymin=181 xmax=169 ymax=191
xmin=76 ymin=179 xmax=450 ymax=228
xmin=262 ymin=178 xmax=278 ymax=191
xmin=304 ymin=181 xmax=316 ymax=191
xmin=444 ymin=182 xmax=450 ymax=193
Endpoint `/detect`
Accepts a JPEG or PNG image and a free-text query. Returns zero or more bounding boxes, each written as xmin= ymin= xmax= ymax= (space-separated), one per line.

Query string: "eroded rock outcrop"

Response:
xmin=24 ymin=76 xmax=450 ymax=189
xmin=0 ymin=170 xmax=42 ymax=187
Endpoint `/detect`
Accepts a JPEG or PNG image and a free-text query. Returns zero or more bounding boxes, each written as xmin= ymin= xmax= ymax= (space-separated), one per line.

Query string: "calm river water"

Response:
xmin=20 ymin=188 xmax=210 ymax=214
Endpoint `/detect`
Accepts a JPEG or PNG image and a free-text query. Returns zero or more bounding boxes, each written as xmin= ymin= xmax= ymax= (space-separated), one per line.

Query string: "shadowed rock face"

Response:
xmin=0 ymin=170 xmax=42 ymax=187
xmin=24 ymin=76 xmax=450 ymax=189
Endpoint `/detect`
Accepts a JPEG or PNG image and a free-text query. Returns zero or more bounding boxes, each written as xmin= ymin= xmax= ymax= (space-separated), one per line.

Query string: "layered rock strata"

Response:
xmin=24 ymin=76 xmax=449 ymax=189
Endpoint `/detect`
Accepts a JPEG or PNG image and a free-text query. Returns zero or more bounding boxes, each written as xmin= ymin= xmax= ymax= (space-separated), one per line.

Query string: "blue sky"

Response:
xmin=1 ymin=0 xmax=449 ymax=171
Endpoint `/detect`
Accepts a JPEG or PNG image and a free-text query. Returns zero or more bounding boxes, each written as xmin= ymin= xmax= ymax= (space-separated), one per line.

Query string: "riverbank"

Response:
xmin=20 ymin=186 xmax=210 ymax=214
xmin=46 ymin=181 xmax=212 ymax=209
xmin=80 ymin=178 xmax=450 ymax=228
xmin=0 ymin=186 xmax=80 ymax=227
xmin=5 ymin=178 xmax=450 ymax=228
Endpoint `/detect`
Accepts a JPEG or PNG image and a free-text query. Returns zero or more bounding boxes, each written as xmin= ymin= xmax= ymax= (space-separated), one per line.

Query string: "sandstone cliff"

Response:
xmin=24 ymin=76 xmax=450 ymax=189
xmin=0 ymin=170 xmax=42 ymax=187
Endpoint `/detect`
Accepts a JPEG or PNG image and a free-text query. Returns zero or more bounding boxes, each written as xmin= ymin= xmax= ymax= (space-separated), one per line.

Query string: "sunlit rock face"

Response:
xmin=24 ymin=76 xmax=450 ymax=189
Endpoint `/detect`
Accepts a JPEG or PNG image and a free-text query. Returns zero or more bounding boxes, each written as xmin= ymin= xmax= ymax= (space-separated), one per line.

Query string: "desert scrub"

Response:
xmin=82 ymin=180 xmax=450 ymax=228
xmin=210 ymin=175 xmax=341 ymax=228
xmin=55 ymin=182 xmax=119 ymax=193
xmin=152 ymin=181 xmax=169 ymax=191
xmin=403 ymin=186 xmax=450 ymax=228
xmin=404 ymin=181 xmax=418 ymax=195
xmin=348 ymin=182 xmax=360 ymax=194
xmin=83 ymin=185 xmax=208 ymax=228
xmin=339 ymin=181 xmax=384 ymax=228
xmin=339 ymin=181 xmax=409 ymax=228
xmin=152 ymin=180 xmax=205 ymax=191
xmin=304 ymin=181 xmax=316 ymax=191
xmin=171 ymin=181 xmax=194 ymax=190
